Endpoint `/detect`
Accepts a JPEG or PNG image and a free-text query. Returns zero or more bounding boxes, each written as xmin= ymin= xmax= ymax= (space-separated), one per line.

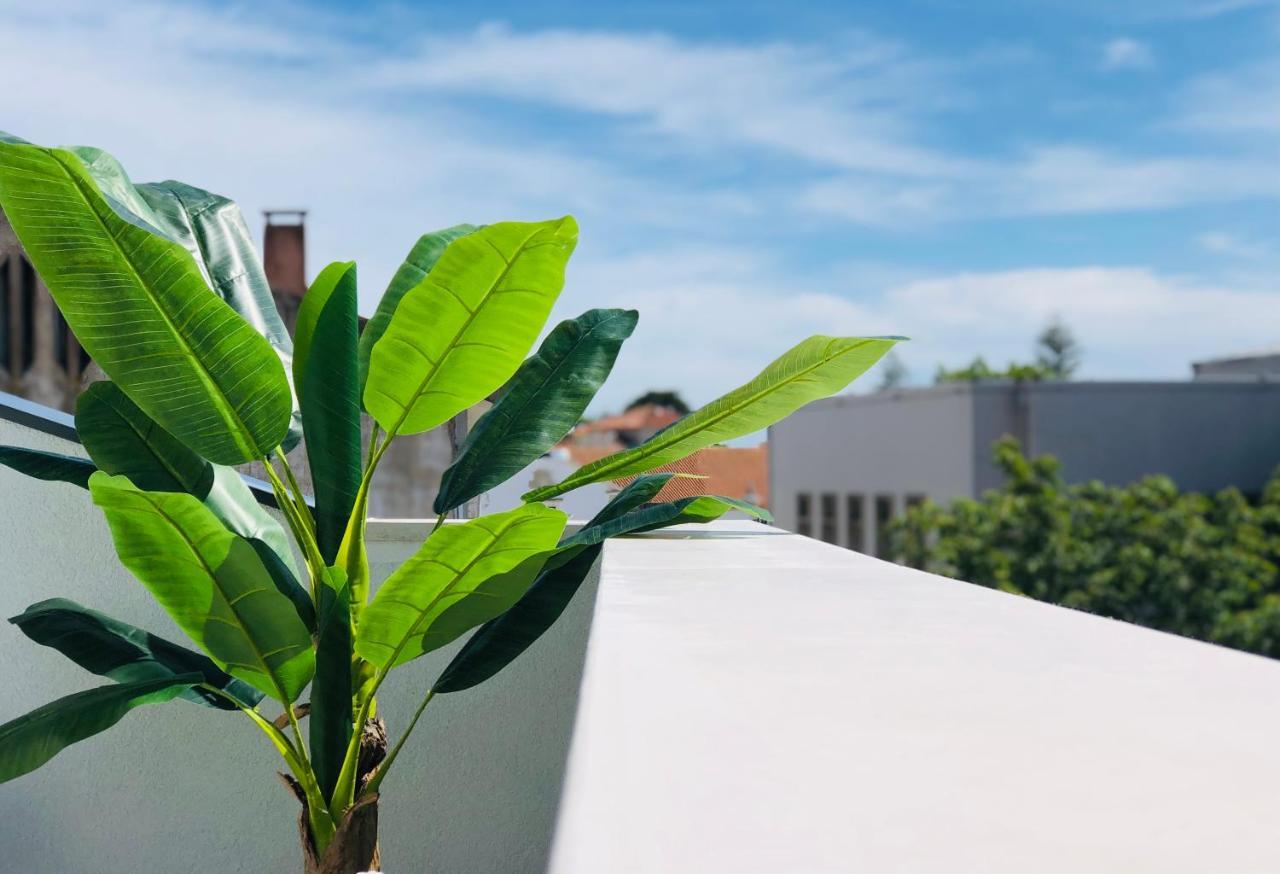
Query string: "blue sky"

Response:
xmin=1 ymin=0 xmax=1277 ymax=411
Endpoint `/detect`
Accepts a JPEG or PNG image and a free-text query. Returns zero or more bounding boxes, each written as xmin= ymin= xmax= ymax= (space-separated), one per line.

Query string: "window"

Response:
xmin=874 ymin=494 xmax=894 ymax=557
xmin=847 ymin=494 xmax=865 ymax=552
xmin=20 ymin=257 xmax=35 ymax=372
xmin=51 ymin=304 xmax=68 ymax=371
xmin=906 ymin=494 xmax=926 ymax=511
xmin=820 ymin=493 xmax=838 ymax=544
xmin=796 ymin=493 xmax=812 ymax=537
xmin=0 ymin=257 xmax=8 ymax=371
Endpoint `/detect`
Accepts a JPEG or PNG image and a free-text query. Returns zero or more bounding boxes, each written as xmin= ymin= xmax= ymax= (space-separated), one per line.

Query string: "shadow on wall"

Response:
xmin=0 ymin=405 xmax=602 ymax=874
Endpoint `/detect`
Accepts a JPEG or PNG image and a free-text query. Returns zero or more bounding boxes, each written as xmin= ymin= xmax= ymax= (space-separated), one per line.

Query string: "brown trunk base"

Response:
xmin=282 ymin=717 xmax=389 ymax=874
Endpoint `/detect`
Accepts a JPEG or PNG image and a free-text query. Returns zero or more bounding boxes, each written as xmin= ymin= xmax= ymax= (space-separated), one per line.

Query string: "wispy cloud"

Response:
xmin=1198 ymin=231 xmax=1274 ymax=260
xmin=1100 ymin=37 xmax=1154 ymax=70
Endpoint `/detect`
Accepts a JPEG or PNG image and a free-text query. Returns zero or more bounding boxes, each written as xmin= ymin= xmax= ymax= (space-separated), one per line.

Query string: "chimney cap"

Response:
xmin=263 ymin=209 xmax=307 ymax=225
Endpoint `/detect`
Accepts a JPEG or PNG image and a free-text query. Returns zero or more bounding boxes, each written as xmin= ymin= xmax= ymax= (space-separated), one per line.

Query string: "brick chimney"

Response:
xmin=263 ymin=210 xmax=307 ymax=336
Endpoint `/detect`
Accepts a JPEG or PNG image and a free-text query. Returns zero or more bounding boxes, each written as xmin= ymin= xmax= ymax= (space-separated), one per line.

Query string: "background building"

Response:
xmin=770 ymin=379 xmax=1280 ymax=555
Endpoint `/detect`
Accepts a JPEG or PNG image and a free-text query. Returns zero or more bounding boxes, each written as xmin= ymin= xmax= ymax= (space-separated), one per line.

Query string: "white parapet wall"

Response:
xmin=4 ymin=399 xmax=1280 ymax=872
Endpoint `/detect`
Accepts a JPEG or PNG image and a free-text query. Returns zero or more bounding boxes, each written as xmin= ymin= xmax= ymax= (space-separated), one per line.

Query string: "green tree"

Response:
xmin=889 ymin=437 xmax=1280 ymax=658
xmin=877 ymin=351 xmax=910 ymax=391
xmin=1036 ymin=317 xmax=1081 ymax=379
xmin=625 ymin=389 xmax=691 ymax=414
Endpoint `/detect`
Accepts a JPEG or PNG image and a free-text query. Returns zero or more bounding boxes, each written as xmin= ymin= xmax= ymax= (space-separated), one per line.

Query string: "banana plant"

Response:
xmin=0 ymin=135 xmax=901 ymax=874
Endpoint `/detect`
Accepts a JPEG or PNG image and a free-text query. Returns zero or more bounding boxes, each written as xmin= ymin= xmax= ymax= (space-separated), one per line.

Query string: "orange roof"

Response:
xmin=574 ymin=404 xmax=682 ymax=435
xmin=615 ymin=445 xmax=769 ymax=508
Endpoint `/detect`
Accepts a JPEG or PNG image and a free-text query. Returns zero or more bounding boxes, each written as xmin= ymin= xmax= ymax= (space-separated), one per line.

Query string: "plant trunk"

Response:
xmin=283 ymin=717 xmax=388 ymax=874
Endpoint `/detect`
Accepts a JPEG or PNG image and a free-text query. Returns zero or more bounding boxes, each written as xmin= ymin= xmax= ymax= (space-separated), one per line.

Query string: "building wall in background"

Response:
xmin=772 ymin=381 xmax=1280 ymax=555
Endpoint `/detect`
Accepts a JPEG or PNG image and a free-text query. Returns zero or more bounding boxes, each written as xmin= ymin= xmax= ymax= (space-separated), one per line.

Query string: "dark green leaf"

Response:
xmin=0 ymin=675 xmax=200 ymax=784
xmin=564 ymin=495 xmax=772 ymax=548
xmin=295 ymin=261 xmax=361 ymax=564
xmin=433 ymin=543 xmax=602 ymax=694
xmin=0 ymin=446 xmax=95 ymax=488
xmin=358 ymin=224 xmax=479 ymax=397
xmin=9 ymin=598 xmax=262 ymax=710
xmin=435 ymin=309 xmax=638 ymax=514
xmin=310 ymin=567 xmax=352 ymax=801
xmin=76 ymin=380 xmax=214 ymax=496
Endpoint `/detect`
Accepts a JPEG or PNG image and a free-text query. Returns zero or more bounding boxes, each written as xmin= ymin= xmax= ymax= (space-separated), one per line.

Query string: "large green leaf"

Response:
xmin=0 ymin=139 xmax=292 ymax=464
xmin=76 ymin=380 xmax=214 ymax=496
xmin=364 ymin=217 xmax=578 ymax=437
xmin=0 ymin=446 xmax=95 ymax=488
xmin=310 ymin=567 xmax=352 ymax=802
xmin=10 ymin=598 xmax=263 ymax=710
xmin=89 ymin=473 xmax=314 ymax=702
xmin=356 ymin=504 xmax=567 ymax=669
xmin=68 ymin=146 xmax=302 ymax=449
xmin=75 ymin=382 xmax=303 ymax=595
xmin=358 ymin=224 xmax=479 ymax=396
xmin=295 ymin=261 xmax=361 ymax=564
xmin=434 ymin=543 xmax=602 ymax=694
xmin=0 ymin=675 xmax=199 ymax=784
xmin=434 ymin=481 xmax=769 ymax=694
xmin=564 ymin=494 xmax=771 ymax=547
xmin=435 ymin=308 xmax=639 ymax=514
xmin=524 ymin=335 xmax=900 ymax=501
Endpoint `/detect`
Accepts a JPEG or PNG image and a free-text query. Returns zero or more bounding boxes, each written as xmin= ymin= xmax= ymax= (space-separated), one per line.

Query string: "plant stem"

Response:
xmin=262 ymin=460 xmax=326 ymax=582
xmin=277 ymin=448 xmax=314 ymax=538
xmin=362 ymin=689 xmax=434 ymax=797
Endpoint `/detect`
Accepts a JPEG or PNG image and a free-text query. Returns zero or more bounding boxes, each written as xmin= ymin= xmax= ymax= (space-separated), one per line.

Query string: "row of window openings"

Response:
xmin=795 ymin=492 xmax=925 ymax=556
xmin=0 ymin=256 xmax=90 ymax=376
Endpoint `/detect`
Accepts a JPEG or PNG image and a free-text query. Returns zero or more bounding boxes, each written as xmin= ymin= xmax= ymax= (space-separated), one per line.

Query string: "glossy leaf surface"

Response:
xmin=295 ymin=261 xmax=361 ymax=563
xmin=358 ymin=224 xmax=478 ymax=394
xmin=0 ymin=446 xmax=95 ymax=488
xmin=10 ymin=598 xmax=263 ymax=710
xmin=435 ymin=308 xmax=638 ymax=514
xmin=364 ymin=217 xmax=578 ymax=436
xmin=357 ymin=504 xmax=567 ymax=669
xmin=0 ymin=140 xmax=291 ymax=464
xmin=0 ymin=675 xmax=199 ymax=784
xmin=310 ymin=567 xmax=353 ymax=801
xmin=69 ymin=146 xmax=302 ymax=449
xmin=89 ymin=473 xmax=314 ymax=702
xmin=434 ymin=543 xmax=602 ymax=694
xmin=525 ymin=335 xmax=900 ymax=501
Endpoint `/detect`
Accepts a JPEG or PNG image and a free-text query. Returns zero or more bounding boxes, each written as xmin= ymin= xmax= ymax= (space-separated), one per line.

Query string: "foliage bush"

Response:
xmin=889 ymin=437 xmax=1280 ymax=658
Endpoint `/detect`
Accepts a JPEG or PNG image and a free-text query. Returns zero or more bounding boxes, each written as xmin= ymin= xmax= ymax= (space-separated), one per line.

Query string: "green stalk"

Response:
xmin=362 ymin=689 xmax=434 ymax=797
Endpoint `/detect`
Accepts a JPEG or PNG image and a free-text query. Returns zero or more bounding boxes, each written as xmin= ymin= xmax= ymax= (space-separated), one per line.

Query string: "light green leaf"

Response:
xmin=10 ymin=598 xmax=263 ymax=710
xmin=358 ymin=224 xmax=479 ymax=396
xmin=0 ymin=140 xmax=291 ymax=464
xmin=0 ymin=446 xmax=95 ymax=488
xmin=295 ymin=261 xmax=361 ymax=564
xmin=356 ymin=504 xmax=567 ymax=669
xmin=75 ymin=381 xmax=301 ymax=588
xmin=524 ymin=335 xmax=901 ymax=501
xmin=364 ymin=217 xmax=578 ymax=437
xmin=89 ymin=473 xmax=314 ymax=702
xmin=0 ymin=675 xmax=200 ymax=784
xmin=435 ymin=308 xmax=638 ymax=514
xmin=68 ymin=147 xmax=302 ymax=449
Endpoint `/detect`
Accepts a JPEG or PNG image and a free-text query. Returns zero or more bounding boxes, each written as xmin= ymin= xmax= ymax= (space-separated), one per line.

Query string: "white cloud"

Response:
xmin=1175 ymin=59 xmax=1280 ymax=134
xmin=1198 ymin=231 xmax=1274 ymax=259
xmin=1100 ymin=38 xmax=1154 ymax=71
xmin=368 ymin=23 xmax=967 ymax=178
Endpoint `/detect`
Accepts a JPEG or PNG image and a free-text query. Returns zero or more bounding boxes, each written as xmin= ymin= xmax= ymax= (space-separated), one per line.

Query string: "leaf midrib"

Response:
xmin=384 ymin=226 xmax=556 ymax=438
xmin=50 ymin=149 xmax=260 ymax=459
xmin=134 ymin=489 xmax=293 ymax=701
xmin=543 ymin=339 xmax=870 ymax=494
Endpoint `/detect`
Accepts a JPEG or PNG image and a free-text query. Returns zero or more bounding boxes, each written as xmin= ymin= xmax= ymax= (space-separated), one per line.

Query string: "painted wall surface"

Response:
xmin=0 ymin=415 xmax=600 ymax=874
xmin=1026 ymin=382 xmax=1280 ymax=495
xmin=768 ymin=388 xmax=975 ymax=548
